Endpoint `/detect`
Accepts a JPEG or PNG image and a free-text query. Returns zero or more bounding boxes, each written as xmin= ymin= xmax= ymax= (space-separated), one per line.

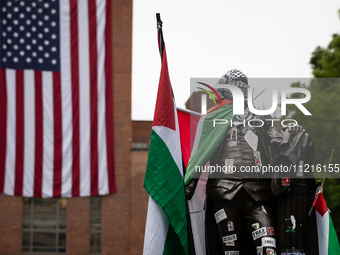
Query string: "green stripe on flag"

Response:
xmin=185 ymin=103 xmax=235 ymax=185
xmin=164 ymin=224 xmax=186 ymax=255
xmin=144 ymin=130 xmax=188 ymax=255
xmin=328 ymin=215 xmax=340 ymax=255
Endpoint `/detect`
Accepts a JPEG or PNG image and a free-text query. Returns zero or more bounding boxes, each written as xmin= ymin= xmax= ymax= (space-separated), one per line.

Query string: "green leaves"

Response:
xmin=287 ymin=11 xmax=340 ymax=237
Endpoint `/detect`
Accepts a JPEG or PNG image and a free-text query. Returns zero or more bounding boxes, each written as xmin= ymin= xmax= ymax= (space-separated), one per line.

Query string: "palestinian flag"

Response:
xmin=305 ymin=192 xmax=340 ymax=255
xmin=184 ymin=101 xmax=235 ymax=185
xmin=143 ymin=14 xmax=188 ymax=255
xmin=176 ymin=108 xmax=201 ymax=169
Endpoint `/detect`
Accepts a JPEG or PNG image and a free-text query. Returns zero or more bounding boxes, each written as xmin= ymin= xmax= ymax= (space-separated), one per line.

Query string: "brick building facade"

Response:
xmin=0 ymin=0 xmax=149 ymax=254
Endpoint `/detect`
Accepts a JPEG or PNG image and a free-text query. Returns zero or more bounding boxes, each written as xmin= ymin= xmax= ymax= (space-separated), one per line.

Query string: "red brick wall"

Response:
xmin=101 ymin=0 xmax=133 ymax=254
xmin=66 ymin=197 xmax=90 ymax=254
xmin=130 ymin=121 xmax=152 ymax=254
xmin=130 ymin=150 xmax=149 ymax=255
xmin=132 ymin=121 xmax=153 ymax=144
xmin=0 ymin=195 xmax=22 ymax=255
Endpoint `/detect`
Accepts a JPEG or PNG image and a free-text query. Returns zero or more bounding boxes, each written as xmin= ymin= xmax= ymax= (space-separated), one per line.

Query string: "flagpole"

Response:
xmin=320 ymin=148 xmax=335 ymax=192
xmin=156 ymin=13 xmax=164 ymax=59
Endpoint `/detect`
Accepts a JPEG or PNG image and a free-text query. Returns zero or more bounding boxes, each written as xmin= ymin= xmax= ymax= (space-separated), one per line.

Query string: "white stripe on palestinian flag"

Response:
xmin=143 ymin=196 xmax=169 ymax=255
xmin=152 ymin=100 xmax=183 ymax=176
xmin=316 ymin=209 xmax=329 ymax=254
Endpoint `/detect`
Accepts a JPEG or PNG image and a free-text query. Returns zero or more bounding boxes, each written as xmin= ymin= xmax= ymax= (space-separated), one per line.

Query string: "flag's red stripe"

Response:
xmin=314 ymin=192 xmax=328 ymax=217
xmin=88 ymin=0 xmax=99 ymax=196
xmin=70 ymin=0 xmax=80 ymax=196
xmin=14 ymin=70 xmax=24 ymax=196
xmin=33 ymin=71 xmax=43 ymax=198
xmin=0 ymin=69 xmax=7 ymax=193
xmin=105 ymin=0 xmax=116 ymax=193
xmin=53 ymin=72 xmax=62 ymax=197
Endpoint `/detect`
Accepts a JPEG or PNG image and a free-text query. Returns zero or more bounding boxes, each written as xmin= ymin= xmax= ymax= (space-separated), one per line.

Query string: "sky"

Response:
xmin=132 ymin=0 xmax=340 ymax=120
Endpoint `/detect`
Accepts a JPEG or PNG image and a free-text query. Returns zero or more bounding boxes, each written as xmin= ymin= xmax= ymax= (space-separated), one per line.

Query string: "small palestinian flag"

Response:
xmin=305 ymin=192 xmax=340 ymax=255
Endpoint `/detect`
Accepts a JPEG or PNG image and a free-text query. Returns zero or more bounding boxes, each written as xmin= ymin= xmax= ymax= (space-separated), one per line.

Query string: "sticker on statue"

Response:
xmin=261 ymin=237 xmax=276 ymax=248
xmin=244 ymin=130 xmax=258 ymax=151
xmin=267 ymin=227 xmax=275 ymax=235
xmin=225 ymin=241 xmax=235 ymax=246
xmin=252 ymin=222 xmax=260 ymax=229
xmin=228 ymin=140 xmax=237 ymax=147
xmin=228 ymin=221 xmax=234 ymax=231
xmin=252 ymin=227 xmax=267 ymax=240
xmin=214 ymin=208 xmax=227 ymax=224
xmin=225 ymin=159 xmax=234 ymax=174
xmin=265 ymin=248 xmax=276 ymax=255
xmin=222 ymin=234 xmax=237 ymax=243
xmin=225 ymin=251 xmax=239 ymax=255
xmin=282 ymin=177 xmax=290 ymax=186
xmin=256 ymin=246 xmax=263 ymax=255
xmin=253 ymin=151 xmax=262 ymax=166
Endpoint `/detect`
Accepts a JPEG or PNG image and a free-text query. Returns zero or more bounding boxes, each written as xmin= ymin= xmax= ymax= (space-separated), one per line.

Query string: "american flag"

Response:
xmin=0 ymin=0 xmax=116 ymax=197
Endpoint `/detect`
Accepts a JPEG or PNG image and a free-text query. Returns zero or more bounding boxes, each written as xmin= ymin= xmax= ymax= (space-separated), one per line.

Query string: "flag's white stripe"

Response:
xmin=151 ymin=109 xmax=182 ymax=177
xmin=4 ymin=69 xmax=16 ymax=196
xmin=22 ymin=70 xmax=35 ymax=197
xmin=59 ymin=0 xmax=72 ymax=197
xmin=153 ymin=125 xmax=183 ymax=176
xmin=152 ymin=101 xmax=183 ymax=177
xmin=316 ymin=211 xmax=329 ymax=255
xmin=143 ymin=196 xmax=169 ymax=255
xmin=96 ymin=0 xmax=108 ymax=195
xmin=42 ymin=71 xmax=54 ymax=198
xmin=78 ymin=0 xmax=91 ymax=196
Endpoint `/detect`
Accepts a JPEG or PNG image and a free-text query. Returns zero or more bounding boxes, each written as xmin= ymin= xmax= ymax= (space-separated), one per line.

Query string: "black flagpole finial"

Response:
xmin=156 ymin=13 xmax=164 ymax=59
xmin=156 ymin=13 xmax=163 ymax=29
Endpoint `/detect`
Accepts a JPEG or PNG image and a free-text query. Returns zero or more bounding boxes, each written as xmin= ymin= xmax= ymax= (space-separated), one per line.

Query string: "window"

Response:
xmin=22 ymin=198 xmax=67 ymax=254
xmin=90 ymin=197 xmax=102 ymax=255
xmin=131 ymin=142 xmax=148 ymax=150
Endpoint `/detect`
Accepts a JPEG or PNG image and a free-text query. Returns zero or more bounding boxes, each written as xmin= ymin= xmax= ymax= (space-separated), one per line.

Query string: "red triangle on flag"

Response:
xmin=152 ymin=47 xmax=176 ymax=131
xmin=314 ymin=192 xmax=328 ymax=217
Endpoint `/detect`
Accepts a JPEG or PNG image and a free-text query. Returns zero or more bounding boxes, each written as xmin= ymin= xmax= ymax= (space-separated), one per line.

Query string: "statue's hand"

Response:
xmin=282 ymin=123 xmax=303 ymax=135
xmin=185 ymin=180 xmax=196 ymax=200
xmin=185 ymin=186 xmax=194 ymax=200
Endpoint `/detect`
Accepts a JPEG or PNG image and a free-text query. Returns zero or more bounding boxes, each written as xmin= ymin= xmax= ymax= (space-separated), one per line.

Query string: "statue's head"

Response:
xmin=214 ymin=69 xmax=250 ymax=101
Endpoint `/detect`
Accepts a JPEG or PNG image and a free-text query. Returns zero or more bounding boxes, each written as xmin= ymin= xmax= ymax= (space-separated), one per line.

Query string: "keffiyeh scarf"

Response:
xmin=214 ymin=69 xmax=253 ymax=124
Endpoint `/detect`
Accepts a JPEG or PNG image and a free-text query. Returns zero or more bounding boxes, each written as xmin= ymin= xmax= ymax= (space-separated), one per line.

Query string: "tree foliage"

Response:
xmin=310 ymin=25 xmax=340 ymax=78
xmin=287 ymin=10 xmax=340 ymax=237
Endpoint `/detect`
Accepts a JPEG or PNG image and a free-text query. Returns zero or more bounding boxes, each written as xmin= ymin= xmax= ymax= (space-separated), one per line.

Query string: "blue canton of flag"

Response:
xmin=0 ymin=0 xmax=60 ymax=71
